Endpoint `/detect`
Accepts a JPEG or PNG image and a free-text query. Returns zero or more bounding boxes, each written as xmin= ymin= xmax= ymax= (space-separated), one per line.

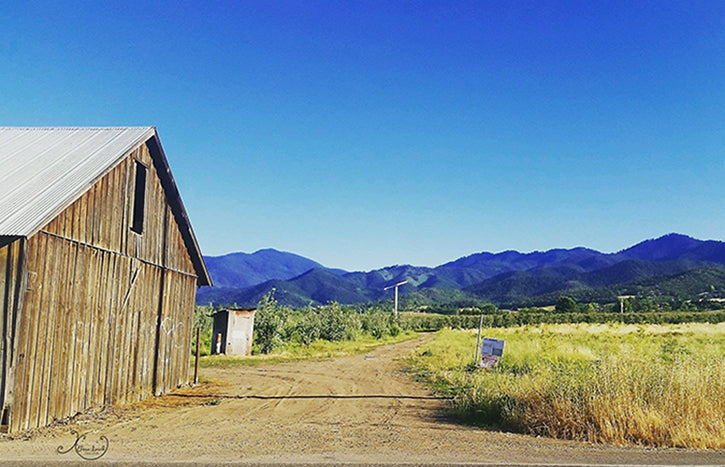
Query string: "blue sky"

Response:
xmin=2 ymin=1 xmax=725 ymax=271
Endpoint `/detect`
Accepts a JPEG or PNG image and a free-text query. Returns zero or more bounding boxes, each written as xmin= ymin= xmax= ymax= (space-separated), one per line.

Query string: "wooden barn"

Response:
xmin=0 ymin=127 xmax=211 ymax=433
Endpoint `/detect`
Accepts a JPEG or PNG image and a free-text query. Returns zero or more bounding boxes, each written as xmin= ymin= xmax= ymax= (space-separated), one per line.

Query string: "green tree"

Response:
xmin=555 ymin=296 xmax=579 ymax=313
xmin=295 ymin=308 xmax=322 ymax=345
xmin=318 ymin=302 xmax=361 ymax=341
xmin=254 ymin=290 xmax=290 ymax=353
xmin=633 ymin=296 xmax=656 ymax=312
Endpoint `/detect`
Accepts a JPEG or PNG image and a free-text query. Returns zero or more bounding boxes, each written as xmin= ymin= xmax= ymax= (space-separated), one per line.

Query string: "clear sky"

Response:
xmin=2 ymin=1 xmax=725 ymax=271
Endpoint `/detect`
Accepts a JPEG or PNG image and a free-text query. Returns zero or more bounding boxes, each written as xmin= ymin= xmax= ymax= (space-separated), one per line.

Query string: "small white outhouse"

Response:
xmin=211 ymin=308 xmax=256 ymax=356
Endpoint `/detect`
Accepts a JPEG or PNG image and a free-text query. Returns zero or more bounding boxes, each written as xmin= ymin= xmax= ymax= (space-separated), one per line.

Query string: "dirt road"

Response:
xmin=1 ymin=336 xmax=723 ymax=466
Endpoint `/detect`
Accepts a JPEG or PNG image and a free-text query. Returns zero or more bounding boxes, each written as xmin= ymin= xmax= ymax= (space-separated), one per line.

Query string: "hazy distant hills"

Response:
xmin=196 ymin=234 xmax=725 ymax=308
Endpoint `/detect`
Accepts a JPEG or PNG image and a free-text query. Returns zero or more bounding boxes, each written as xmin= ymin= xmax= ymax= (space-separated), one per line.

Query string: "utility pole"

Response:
xmin=618 ymin=295 xmax=634 ymax=314
xmin=383 ymin=280 xmax=409 ymax=318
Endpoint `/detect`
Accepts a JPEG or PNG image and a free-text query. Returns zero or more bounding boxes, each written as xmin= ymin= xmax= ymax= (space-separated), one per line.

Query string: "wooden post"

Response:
xmin=194 ymin=327 xmax=200 ymax=385
xmin=474 ymin=314 xmax=484 ymax=367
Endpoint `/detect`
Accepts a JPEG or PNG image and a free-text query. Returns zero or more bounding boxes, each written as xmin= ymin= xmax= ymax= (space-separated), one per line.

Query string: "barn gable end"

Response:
xmin=0 ymin=128 xmax=208 ymax=433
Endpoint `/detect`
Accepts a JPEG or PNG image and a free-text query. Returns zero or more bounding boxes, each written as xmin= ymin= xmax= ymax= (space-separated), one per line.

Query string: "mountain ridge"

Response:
xmin=197 ymin=233 xmax=725 ymax=307
xmin=203 ymin=248 xmax=343 ymax=289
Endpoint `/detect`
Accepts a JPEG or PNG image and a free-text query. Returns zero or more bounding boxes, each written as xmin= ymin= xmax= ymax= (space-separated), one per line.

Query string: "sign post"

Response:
xmin=474 ymin=314 xmax=484 ymax=365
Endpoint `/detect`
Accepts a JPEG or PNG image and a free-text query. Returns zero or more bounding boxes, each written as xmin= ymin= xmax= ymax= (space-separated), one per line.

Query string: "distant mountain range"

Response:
xmin=196 ymin=234 xmax=725 ymax=308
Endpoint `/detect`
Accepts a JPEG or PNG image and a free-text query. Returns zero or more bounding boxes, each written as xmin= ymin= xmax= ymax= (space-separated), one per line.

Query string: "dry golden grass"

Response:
xmin=407 ymin=323 xmax=725 ymax=448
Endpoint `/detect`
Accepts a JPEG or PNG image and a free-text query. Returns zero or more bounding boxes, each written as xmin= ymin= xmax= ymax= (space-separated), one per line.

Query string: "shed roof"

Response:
xmin=0 ymin=127 xmax=211 ymax=286
xmin=212 ymin=308 xmax=257 ymax=316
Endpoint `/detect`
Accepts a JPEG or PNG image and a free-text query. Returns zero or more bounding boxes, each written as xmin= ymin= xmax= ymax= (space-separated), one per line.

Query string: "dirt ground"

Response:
xmin=1 ymin=336 xmax=723 ymax=466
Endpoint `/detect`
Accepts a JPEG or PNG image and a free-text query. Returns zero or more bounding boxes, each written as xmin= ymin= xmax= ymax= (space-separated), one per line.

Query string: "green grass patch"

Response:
xmin=199 ymin=330 xmax=418 ymax=367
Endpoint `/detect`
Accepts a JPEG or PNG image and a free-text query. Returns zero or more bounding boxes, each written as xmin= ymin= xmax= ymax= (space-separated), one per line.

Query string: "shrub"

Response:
xmin=318 ymin=302 xmax=361 ymax=341
xmin=254 ymin=290 xmax=291 ymax=353
xmin=555 ymin=296 xmax=579 ymax=313
xmin=294 ymin=308 xmax=322 ymax=345
xmin=192 ymin=305 xmax=214 ymax=356
xmin=361 ymin=311 xmax=401 ymax=338
xmin=397 ymin=310 xmax=725 ymax=333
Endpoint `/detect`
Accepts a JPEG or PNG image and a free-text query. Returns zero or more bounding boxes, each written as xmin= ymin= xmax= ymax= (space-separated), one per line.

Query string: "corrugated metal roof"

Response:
xmin=0 ymin=127 xmax=154 ymax=235
xmin=0 ymin=127 xmax=211 ymax=286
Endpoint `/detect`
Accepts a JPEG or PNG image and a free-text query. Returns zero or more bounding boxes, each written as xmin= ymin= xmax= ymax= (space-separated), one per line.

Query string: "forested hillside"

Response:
xmin=198 ymin=234 xmax=725 ymax=308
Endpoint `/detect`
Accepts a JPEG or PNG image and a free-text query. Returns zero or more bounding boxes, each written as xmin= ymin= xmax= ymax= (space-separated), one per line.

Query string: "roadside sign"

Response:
xmin=478 ymin=337 xmax=505 ymax=368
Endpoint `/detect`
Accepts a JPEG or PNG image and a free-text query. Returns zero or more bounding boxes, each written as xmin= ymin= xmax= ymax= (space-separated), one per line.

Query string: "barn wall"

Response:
xmin=9 ymin=142 xmax=199 ymax=432
xmin=0 ymin=238 xmax=25 ymax=431
xmin=41 ymin=143 xmax=196 ymax=276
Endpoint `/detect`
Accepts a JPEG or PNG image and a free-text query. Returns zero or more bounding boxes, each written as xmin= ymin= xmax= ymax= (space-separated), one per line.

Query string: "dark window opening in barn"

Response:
xmin=131 ymin=161 xmax=147 ymax=234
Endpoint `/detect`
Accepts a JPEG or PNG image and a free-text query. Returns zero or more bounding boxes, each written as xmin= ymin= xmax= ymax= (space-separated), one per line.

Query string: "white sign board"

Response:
xmin=478 ymin=337 xmax=505 ymax=368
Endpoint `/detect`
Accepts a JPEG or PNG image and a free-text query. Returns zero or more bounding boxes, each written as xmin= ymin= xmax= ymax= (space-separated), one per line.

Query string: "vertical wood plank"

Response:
xmin=120 ymin=157 xmax=130 ymax=256
xmin=102 ymin=254 xmax=118 ymax=405
xmin=48 ymin=240 xmax=75 ymax=422
xmin=6 ymin=239 xmax=27 ymax=433
xmin=88 ymin=182 xmax=98 ymax=246
xmin=93 ymin=251 xmax=110 ymax=406
xmin=78 ymin=186 xmax=88 ymax=245
xmin=15 ymin=236 xmax=42 ymax=431
xmin=113 ymin=257 xmax=131 ymax=404
xmin=0 ymin=244 xmax=8 ymax=415
xmin=97 ymin=177 xmax=107 ymax=251
xmin=67 ymin=243 xmax=85 ymax=417
xmin=36 ymin=235 xmax=60 ymax=427
xmin=111 ymin=164 xmax=121 ymax=253
xmin=83 ymin=249 xmax=101 ymax=410
xmin=45 ymin=237 xmax=70 ymax=423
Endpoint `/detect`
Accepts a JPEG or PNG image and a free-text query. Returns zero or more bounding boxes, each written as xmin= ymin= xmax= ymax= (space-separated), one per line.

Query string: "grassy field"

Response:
xmin=198 ymin=331 xmax=418 ymax=367
xmin=406 ymin=323 xmax=725 ymax=448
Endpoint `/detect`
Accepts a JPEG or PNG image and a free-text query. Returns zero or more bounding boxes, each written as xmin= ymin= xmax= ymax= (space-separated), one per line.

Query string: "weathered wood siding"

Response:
xmin=0 ymin=238 xmax=25 ymax=431
xmin=9 ymin=142 xmax=198 ymax=432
